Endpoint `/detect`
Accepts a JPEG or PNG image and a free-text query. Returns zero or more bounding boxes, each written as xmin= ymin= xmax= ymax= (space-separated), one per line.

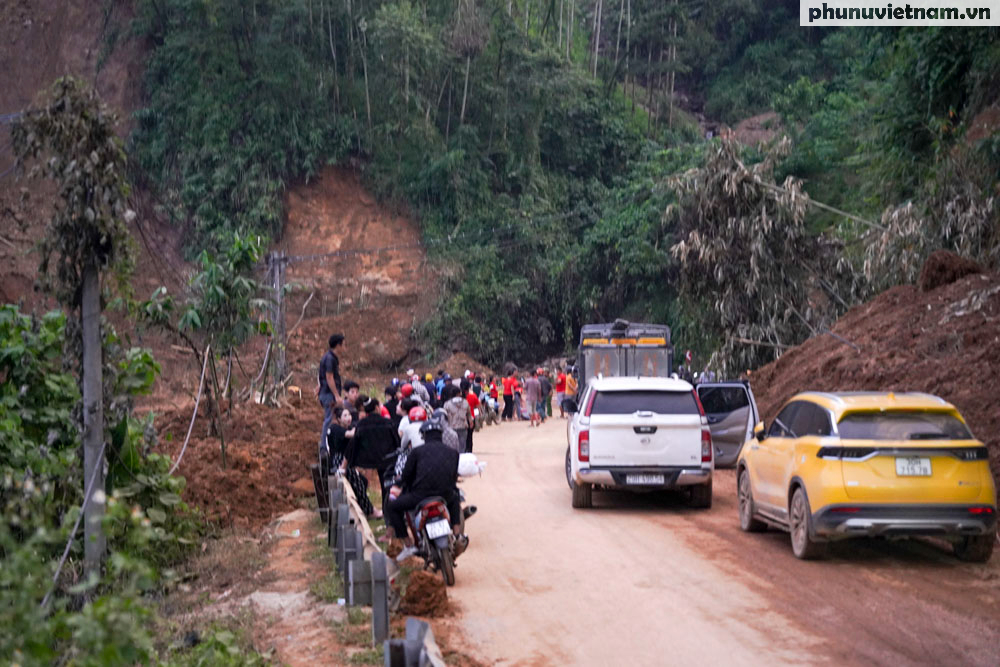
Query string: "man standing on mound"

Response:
xmin=317 ymin=333 xmax=345 ymax=454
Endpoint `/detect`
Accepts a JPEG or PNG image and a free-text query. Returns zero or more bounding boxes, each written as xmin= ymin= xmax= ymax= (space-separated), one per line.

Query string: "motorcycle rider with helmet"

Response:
xmin=388 ymin=413 xmax=469 ymax=562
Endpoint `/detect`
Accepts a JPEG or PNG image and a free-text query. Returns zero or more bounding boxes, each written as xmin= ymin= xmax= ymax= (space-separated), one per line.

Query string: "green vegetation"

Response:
xmin=125 ymin=1 xmax=999 ymax=369
xmin=162 ymin=626 xmax=272 ymax=666
xmin=0 ymin=305 xmax=201 ymax=664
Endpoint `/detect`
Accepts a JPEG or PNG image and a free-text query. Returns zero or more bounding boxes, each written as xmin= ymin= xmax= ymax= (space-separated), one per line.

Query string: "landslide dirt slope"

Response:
xmin=750 ymin=253 xmax=1000 ymax=482
xmin=154 ymin=167 xmax=437 ymax=528
xmin=1 ymin=0 xmax=151 ymax=308
xmin=278 ymin=166 xmax=439 ymax=390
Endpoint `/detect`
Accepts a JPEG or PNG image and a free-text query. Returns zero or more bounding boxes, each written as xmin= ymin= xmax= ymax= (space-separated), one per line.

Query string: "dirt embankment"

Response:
xmin=154 ymin=398 xmax=318 ymax=529
xmin=279 ymin=166 xmax=440 ymax=390
xmin=1 ymin=0 xmax=152 ymax=310
xmin=750 ymin=251 xmax=1000 ymax=481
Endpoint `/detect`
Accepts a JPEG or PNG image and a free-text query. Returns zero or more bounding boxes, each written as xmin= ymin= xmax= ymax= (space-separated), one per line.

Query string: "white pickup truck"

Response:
xmin=564 ymin=376 xmax=714 ymax=509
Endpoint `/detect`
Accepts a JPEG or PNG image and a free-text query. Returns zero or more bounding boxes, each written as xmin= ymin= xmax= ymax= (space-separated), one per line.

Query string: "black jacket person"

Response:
xmin=346 ymin=396 xmax=400 ymax=509
xmin=385 ymin=421 xmax=461 ymax=543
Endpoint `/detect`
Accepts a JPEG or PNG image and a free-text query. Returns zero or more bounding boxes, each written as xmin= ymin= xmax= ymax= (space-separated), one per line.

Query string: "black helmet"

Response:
xmin=420 ymin=416 xmax=445 ymax=434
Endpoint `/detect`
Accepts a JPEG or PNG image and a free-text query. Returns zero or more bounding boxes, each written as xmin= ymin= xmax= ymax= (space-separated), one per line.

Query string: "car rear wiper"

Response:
xmin=908 ymin=432 xmax=949 ymax=440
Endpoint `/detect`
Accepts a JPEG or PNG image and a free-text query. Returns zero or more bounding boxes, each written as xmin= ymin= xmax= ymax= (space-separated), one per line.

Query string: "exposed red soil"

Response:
xmin=1 ymin=0 xmax=151 ymax=313
xmin=248 ymin=509 xmax=347 ymax=665
xmin=397 ymin=569 xmax=452 ymax=618
xmin=155 ymin=400 xmax=318 ymax=529
xmin=919 ymin=249 xmax=983 ymax=292
xmin=750 ymin=256 xmax=1000 ymax=483
xmin=279 ymin=166 xmax=441 ymax=389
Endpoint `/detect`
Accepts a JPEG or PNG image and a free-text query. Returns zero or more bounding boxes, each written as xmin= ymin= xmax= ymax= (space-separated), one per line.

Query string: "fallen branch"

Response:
xmin=289 ymin=291 xmax=315 ymax=335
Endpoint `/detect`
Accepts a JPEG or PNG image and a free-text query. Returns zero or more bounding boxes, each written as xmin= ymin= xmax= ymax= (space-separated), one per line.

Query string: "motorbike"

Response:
xmin=404 ymin=491 xmax=476 ymax=586
xmin=382 ymin=448 xmax=477 ymax=586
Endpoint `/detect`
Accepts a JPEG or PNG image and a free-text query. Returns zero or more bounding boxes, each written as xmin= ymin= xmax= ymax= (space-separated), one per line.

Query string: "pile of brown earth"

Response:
xmin=154 ymin=398 xmax=319 ymax=529
xmin=750 ymin=250 xmax=1000 ymax=483
xmin=397 ymin=569 xmax=452 ymax=618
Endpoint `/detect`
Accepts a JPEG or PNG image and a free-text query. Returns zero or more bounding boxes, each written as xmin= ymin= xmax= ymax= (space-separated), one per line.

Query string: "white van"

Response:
xmin=564 ymin=376 xmax=714 ymax=509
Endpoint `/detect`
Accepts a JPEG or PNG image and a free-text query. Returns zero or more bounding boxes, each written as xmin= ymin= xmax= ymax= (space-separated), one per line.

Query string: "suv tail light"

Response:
xmin=692 ymin=389 xmax=708 ymax=426
xmin=578 ymin=430 xmax=590 ymax=462
xmin=701 ymin=428 xmax=712 ymax=462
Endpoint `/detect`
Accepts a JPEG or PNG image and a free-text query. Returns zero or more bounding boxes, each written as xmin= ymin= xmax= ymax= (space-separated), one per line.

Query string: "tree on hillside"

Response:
xmin=12 ymin=77 xmax=135 ymax=577
xmin=666 ymin=137 xmax=858 ymax=373
xmin=452 ymin=0 xmax=490 ymax=125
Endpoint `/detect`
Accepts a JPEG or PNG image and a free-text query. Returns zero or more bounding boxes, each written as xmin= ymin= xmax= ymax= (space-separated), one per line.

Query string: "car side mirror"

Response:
xmin=563 ymin=398 xmax=579 ymax=414
xmin=753 ymin=421 xmax=766 ymax=442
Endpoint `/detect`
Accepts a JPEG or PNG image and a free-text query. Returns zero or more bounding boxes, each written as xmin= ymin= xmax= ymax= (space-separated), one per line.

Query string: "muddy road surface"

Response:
xmin=448 ymin=420 xmax=1000 ymax=666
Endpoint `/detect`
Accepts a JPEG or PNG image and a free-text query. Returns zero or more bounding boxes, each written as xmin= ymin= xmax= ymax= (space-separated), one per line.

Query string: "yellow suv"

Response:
xmin=737 ymin=392 xmax=996 ymax=561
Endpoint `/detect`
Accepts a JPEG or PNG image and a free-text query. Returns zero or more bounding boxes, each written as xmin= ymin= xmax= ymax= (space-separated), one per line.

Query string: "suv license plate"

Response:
xmin=895 ymin=457 xmax=931 ymax=476
xmin=626 ymin=474 xmax=665 ymax=485
xmin=426 ymin=519 xmax=450 ymax=539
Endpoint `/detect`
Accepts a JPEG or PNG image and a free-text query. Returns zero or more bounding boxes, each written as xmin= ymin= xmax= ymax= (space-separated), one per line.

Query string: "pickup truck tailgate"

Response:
xmin=589 ymin=414 xmax=703 ymax=467
xmin=586 ymin=390 xmax=703 ymax=467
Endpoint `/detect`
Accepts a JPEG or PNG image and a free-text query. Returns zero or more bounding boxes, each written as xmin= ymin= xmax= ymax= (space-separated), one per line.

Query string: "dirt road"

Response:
xmin=447 ymin=419 xmax=1000 ymax=666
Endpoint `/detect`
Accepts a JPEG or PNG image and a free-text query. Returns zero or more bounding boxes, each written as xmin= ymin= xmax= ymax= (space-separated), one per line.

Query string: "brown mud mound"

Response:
xmin=918 ymin=250 xmax=983 ymax=292
xmin=398 ymin=569 xmax=451 ymax=617
xmin=435 ymin=352 xmax=496 ymax=380
xmin=153 ymin=400 xmax=318 ymax=529
xmin=750 ymin=267 xmax=1000 ymax=483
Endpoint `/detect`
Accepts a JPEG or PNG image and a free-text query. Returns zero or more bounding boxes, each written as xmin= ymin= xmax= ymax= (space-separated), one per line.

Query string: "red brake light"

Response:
xmin=692 ymin=389 xmax=708 ymax=425
xmin=701 ymin=428 xmax=712 ymax=462
xmin=969 ymin=507 xmax=994 ymax=515
xmin=578 ymin=430 xmax=590 ymax=462
xmin=423 ymin=504 xmax=445 ymax=519
xmin=692 ymin=389 xmax=706 ymax=415
xmin=831 ymin=507 xmax=862 ymax=513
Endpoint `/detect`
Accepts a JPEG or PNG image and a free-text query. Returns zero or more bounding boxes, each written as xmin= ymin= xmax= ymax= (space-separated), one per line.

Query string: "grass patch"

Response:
xmin=336 ymin=621 xmax=372 ymax=646
xmin=309 ymin=564 xmax=344 ymax=604
xmin=157 ymin=611 xmax=272 ymax=665
xmin=307 ymin=535 xmax=344 ymax=604
xmin=347 ymin=606 xmax=368 ymax=625
xmin=347 ymin=646 xmax=385 ymax=665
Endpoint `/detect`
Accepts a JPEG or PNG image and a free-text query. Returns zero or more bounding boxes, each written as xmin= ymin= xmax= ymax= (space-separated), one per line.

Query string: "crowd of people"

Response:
xmin=314 ymin=332 xmax=578 ymax=559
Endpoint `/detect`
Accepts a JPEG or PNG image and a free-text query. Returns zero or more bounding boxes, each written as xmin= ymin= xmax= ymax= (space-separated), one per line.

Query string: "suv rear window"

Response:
xmin=837 ymin=411 xmax=973 ymax=441
xmin=590 ymin=390 xmax=698 ymax=415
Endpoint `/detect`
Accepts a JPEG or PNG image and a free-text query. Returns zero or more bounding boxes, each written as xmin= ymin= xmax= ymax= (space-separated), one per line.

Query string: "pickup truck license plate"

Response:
xmin=425 ymin=519 xmax=450 ymax=539
xmin=626 ymin=474 xmax=665 ymax=485
xmin=895 ymin=457 xmax=931 ymax=476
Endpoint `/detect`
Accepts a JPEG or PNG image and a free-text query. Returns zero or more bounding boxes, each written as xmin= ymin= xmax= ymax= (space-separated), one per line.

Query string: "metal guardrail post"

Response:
xmin=335 ymin=503 xmax=350 ymax=566
xmin=315 ymin=465 xmax=395 ymax=652
xmin=383 ymin=618 xmax=446 ymax=667
xmin=311 ymin=463 xmax=328 ymax=523
xmin=347 ymin=557 xmax=373 ymax=606
xmin=371 ymin=551 xmax=389 ymax=643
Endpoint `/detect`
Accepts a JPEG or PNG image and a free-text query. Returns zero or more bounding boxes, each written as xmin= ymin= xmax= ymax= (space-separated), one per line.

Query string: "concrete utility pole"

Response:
xmin=81 ymin=261 xmax=105 ymax=577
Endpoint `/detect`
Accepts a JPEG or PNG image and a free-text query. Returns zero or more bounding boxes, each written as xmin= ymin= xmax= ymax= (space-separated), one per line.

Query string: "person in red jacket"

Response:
xmin=555 ymin=366 xmax=568 ymax=418
xmin=501 ymin=371 xmax=517 ymax=422
xmin=465 ymin=382 xmax=480 ymax=453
